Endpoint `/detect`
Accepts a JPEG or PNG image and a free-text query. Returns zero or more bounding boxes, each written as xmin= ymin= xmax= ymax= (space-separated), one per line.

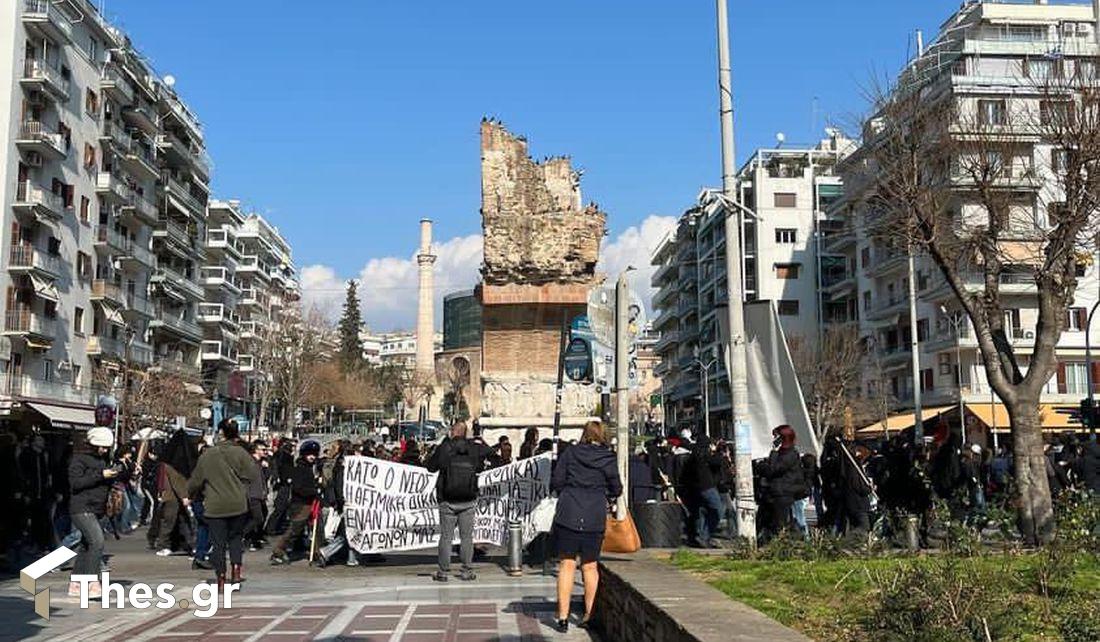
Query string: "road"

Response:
xmin=0 ymin=531 xmax=598 ymax=642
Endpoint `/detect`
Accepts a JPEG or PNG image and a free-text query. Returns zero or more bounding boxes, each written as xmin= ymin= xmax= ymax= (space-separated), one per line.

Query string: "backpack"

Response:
xmin=106 ymin=483 xmax=126 ymax=518
xmin=441 ymin=440 xmax=479 ymax=503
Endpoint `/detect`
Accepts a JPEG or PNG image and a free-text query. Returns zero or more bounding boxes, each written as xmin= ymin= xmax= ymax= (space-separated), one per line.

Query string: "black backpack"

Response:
xmin=441 ymin=440 xmax=479 ymax=502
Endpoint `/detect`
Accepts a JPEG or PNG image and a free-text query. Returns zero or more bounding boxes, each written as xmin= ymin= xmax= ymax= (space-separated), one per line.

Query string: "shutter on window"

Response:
xmin=1057 ymin=362 xmax=1067 ymax=394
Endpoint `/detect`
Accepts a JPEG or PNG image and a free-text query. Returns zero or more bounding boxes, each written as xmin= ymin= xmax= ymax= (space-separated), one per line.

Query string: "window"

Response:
xmin=1052 ymin=149 xmax=1070 ymax=174
xmin=952 ymin=57 xmax=968 ymax=76
xmin=917 ymin=318 xmax=930 ymax=342
xmin=861 ymin=247 xmax=871 ymax=268
xmin=84 ymin=89 xmax=99 ymax=118
xmin=775 ymin=228 xmax=797 ymax=244
xmin=862 ymin=291 xmax=872 ymax=311
xmin=44 ymin=301 xmax=57 ymax=319
xmin=79 ymin=196 xmax=90 ymax=223
xmin=74 ymin=307 xmax=84 ymax=334
xmin=1040 ymin=100 xmax=1073 ymax=126
xmin=774 ymin=193 xmax=797 ymax=208
xmin=1067 ymin=307 xmax=1087 ymax=331
xmin=76 ymin=251 xmax=90 ymax=280
xmin=1061 ymin=362 xmax=1089 ymax=395
xmin=777 ymin=300 xmax=800 ymax=316
xmin=58 ymin=122 xmax=71 ymax=151
xmin=88 ymin=38 xmax=99 ymax=63
xmin=62 ymin=184 xmax=74 ymax=209
xmin=72 ymin=364 xmax=81 ymax=386
xmin=921 ymin=368 xmax=934 ymax=393
xmin=43 ymin=359 xmax=54 ymax=382
xmin=774 ymin=263 xmax=801 ymax=279
xmin=83 ymin=143 xmax=96 ymax=169
xmin=978 ymin=99 xmax=1006 ymax=126
xmin=47 ymin=236 xmax=61 ymax=256
xmin=939 ymin=353 xmax=952 ymax=376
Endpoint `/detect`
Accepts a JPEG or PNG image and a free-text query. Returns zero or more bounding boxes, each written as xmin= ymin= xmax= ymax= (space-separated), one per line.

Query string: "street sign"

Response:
xmin=564 ymin=337 xmax=592 ymax=382
xmin=584 ymin=286 xmax=648 ymax=392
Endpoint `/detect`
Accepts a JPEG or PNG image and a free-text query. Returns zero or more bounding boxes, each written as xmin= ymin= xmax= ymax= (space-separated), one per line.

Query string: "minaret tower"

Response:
xmin=415 ymin=218 xmax=437 ymax=375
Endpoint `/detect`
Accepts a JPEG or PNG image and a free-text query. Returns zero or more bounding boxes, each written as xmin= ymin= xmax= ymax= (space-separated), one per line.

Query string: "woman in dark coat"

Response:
xmin=68 ymin=427 xmax=122 ymax=599
xmin=550 ymin=421 xmax=622 ymax=633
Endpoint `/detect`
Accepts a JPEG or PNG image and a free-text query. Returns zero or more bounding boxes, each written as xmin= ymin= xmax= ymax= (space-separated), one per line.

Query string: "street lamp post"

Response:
xmin=1085 ymin=300 xmax=1100 ymax=442
xmin=941 ymin=306 xmax=966 ymax=444
xmin=693 ymin=347 xmax=719 ymax=438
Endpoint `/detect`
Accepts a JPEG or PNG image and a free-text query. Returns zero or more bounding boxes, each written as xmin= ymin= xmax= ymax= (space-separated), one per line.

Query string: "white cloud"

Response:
xmin=300 ymin=216 xmax=677 ymax=332
xmin=598 ymin=215 xmax=678 ymax=315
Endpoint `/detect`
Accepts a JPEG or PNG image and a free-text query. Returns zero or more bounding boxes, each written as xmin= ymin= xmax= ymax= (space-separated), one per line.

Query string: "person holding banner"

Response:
xmin=426 ymin=421 xmax=496 ymax=582
xmin=550 ymin=421 xmax=622 ymax=633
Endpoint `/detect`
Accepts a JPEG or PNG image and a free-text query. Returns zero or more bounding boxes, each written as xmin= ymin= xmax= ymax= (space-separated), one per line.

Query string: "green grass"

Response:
xmin=670 ymin=550 xmax=1100 ymax=642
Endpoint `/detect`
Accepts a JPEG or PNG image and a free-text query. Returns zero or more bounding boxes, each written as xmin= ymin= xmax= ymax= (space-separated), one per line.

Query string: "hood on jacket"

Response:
xmin=161 ymin=429 xmax=198 ymax=478
xmin=570 ymin=443 xmax=617 ymax=468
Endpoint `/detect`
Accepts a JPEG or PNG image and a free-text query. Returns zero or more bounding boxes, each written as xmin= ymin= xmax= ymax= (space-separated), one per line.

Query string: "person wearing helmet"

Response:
xmin=67 ymin=427 xmax=121 ymax=598
xmin=269 ymin=440 xmax=321 ymax=565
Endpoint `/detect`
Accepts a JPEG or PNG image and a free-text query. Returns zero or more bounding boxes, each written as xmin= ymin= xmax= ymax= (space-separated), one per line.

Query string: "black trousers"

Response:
xmin=206 ymin=512 xmax=249 ymax=577
xmin=265 ymin=486 xmax=291 ymax=535
xmin=245 ymin=499 xmax=266 ymax=544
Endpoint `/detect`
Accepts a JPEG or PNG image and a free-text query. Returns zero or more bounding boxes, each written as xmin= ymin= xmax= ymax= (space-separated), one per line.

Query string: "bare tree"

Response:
xmin=856 ymin=63 xmax=1100 ymax=543
xmin=790 ymin=326 xmax=870 ymax=440
xmin=268 ymin=306 xmax=328 ymax=434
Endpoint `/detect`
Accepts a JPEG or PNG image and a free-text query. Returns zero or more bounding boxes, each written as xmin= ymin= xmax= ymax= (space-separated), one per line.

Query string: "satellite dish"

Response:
xmin=163 ymin=74 xmax=176 ymax=87
xmin=776 ymin=132 xmax=786 ymax=146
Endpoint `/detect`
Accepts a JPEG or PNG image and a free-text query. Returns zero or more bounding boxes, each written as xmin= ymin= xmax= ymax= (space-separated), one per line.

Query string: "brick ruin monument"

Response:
xmin=477 ymin=120 xmax=606 ymax=438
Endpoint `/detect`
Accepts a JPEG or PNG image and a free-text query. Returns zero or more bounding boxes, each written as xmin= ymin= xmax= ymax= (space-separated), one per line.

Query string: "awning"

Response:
xmin=25 ymin=339 xmax=51 ymax=351
xmin=158 ymin=283 xmax=186 ymax=303
xmin=26 ymin=402 xmax=96 ymax=429
xmin=95 ymin=300 xmax=126 ymax=326
xmin=856 ymin=406 xmax=955 ymax=436
xmin=28 ymin=274 xmax=59 ymax=303
xmin=965 ymin=403 xmax=1085 ymax=434
xmin=184 ymin=383 xmax=205 ymax=395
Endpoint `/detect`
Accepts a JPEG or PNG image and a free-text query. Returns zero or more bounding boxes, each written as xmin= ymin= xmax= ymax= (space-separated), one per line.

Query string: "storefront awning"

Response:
xmin=26 ymin=402 xmax=96 ymax=429
xmin=28 ymin=274 xmax=59 ymax=303
xmin=965 ymin=403 xmax=1085 ymax=434
xmin=184 ymin=383 xmax=205 ymax=395
xmin=856 ymin=406 xmax=955 ymax=436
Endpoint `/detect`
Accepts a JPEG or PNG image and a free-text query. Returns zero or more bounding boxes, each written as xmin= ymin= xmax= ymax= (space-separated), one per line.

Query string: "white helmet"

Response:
xmin=87 ymin=427 xmax=115 ymax=448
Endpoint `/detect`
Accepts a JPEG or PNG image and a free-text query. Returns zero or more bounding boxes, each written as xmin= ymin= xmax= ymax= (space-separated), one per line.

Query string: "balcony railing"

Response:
xmin=95 ymin=225 xmax=127 ymax=251
xmin=101 ymin=119 xmax=130 ymax=150
xmin=4 ymin=309 xmax=54 ymax=336
xmin=201 ymin=340 xmax=238 ymax=362
xmin=96 ymin=172 xmax=132 ymax=202
xmin=87 ymin=334 xmax=124 ymax=357
xmin=23 ymin=0 xmax=74 ymax=42
xmin=13 ymin=180 xmax=63 ymax=217
xmin=22 ymin=58 xmax=70 ymax=98
xmin=17 ymin=121 xmax=65 ymax=156
xmin=91 ymin=279 xmax=125 ymax=303
xmin=151 ymin=310 xmax=202 ymax=340
xmin=155 ymin=218 xmax=193 ymax=248
xmin=237 ymin=354 xmax=255 ymax=371
xmin=124 ymin=195 xmax=158 ymax=223
xmin=164 ymin=176 xmax=205 ymax=214
xmin=100 ymin=64 xmax=134 ymax=104
xmin=125 ymin=294 xmax=153 ymax=317
xmin=0 ymin=374 xmax=96 ymax=405
xmin=153 ymin=267 xmax=205 ymax=300
xmin=8 ymin=245 xmax=60 ymax=275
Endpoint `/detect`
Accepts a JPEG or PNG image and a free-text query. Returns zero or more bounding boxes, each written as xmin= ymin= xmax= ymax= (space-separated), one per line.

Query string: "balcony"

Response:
xmin=201 ymin=340 xmax=238 ymax=364
xmin=86 ymin=335 xmax=125 ymax=360
xmin=157 ymin=132 xmax=211 ymax=178
xmin=122 ymin=293 xmax=154 ymax=320
xmin=206 ymin=229 xmax=241 ymax=257
xmin=94 ymin=225 xmax=127 ymax=253
xmin=164 ymin=176 xmax=205 ymax=216
xmin=149 ymin=310 xmax=203 ymax=343
xmin=239 ymin=320 xmax=262 ymax=339
xmin=22 ymin=0 xmax=73 ymax=44
xmin=118 ymin=239 xmax=156 ymax=269
xmin=121 ymin=194 xmax=158 ymax=226
xmin=96 ymin=172 xmax=132 ymax=205
xmin=21 ymin=58 xmax=69 ymax=100
xmin=99 ymin=62 xmax=134 ymax=105
xmin=99 ymin=119 xmax=131 ymax=154
xmin=151 ymin=266 xmax=205 ymax=300
xmin=8 ymin=246 xmax=60 ymax=279
xmin=12 ymin=180 xmax=63 ymax=222
xmin=122 ymin=102 xmax=157 ymax=135
xmin=16 ymin=121 xmax=66 ymax=159
xmin=0 ymin=374 xmax=97 ymax=405
xmin=200 ymin=266 xmax=241 ymax=294
xmin=237 ymin=354 xmax=255 ymax=372
xmin=130 ymin=340 xmax=155 ymax=366
xmin=120 ymin=134 xmax=159 ymax=182
xmin=237 ymin=288 xmax=268 ymax=309
xmin=198 ymin=303 xmax=240 ymax=330
xmin=90 ymin=279 xmax=126 ymax=305
xmin=3 ymin=308 xmax=55 ymax=340
xmin=153 ymin=218 xmax=197 ymax=254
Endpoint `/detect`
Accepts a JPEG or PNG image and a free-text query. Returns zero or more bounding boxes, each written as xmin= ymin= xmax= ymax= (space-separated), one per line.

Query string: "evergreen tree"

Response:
xmin=337 ymin=280 xmax=364 ymax=371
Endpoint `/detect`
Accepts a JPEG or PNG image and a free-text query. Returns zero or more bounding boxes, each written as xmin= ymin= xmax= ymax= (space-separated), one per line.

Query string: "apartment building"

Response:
xmin=0 ymin=0 xmax=207 ymax=431
xmin=207 ymin=205 xmax=298 ymax=425
xmin=826 ymin=0 xmax=1100 ymax=439
xmin=651 ymin=132 xmax=853 ymax=433
xmin=376 ymin=331 xmax=442 ymax=369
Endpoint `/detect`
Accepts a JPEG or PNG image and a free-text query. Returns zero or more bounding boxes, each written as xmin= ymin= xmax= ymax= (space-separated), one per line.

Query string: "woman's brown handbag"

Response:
xmin=602 ymin=510 xmax=642 ymax=554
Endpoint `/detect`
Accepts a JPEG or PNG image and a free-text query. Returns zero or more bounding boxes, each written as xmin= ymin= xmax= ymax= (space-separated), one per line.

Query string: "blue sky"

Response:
xmin=100 ymin=0 xmax=965 ymax=328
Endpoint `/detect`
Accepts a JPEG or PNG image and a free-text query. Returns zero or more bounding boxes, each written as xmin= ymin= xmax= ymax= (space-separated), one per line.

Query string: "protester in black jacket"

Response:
xmin=550 ymin=421 xmax=622 ymax=633
xmin=270 ymin=440 xmax=321 ymax=565
xmin=1080 ymin=439 xmax=1100 ymax=494
xmin=426 ymin=422 xmax=495 ymax=582
xmin=68 ymin=427 xmax=121 ymax=599
xmin=264 ymin=439 xmax=297 ymax=535
xmin=761 ymin=425 xmax=804 ymax=541
xmin=688 ymin=436 xmax=726 ymax=548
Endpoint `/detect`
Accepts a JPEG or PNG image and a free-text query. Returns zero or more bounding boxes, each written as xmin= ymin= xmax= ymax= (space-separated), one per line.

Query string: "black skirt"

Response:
xmin=552 ymin=524 xmax=604 ymax=563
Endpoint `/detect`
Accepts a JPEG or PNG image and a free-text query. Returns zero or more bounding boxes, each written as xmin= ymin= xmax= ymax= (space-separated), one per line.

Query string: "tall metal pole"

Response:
xmin=955 ymin=317 xmax=965 ymax=445
xmin=909 ymin=31 xmax=925 ymax=442
xmin=717 ymin=0 xmax=756 ymax=543
xmin=614 ymin=273 xmax=631 ymax=517
xmin=702 ymin=365 xmax=710 ymax=438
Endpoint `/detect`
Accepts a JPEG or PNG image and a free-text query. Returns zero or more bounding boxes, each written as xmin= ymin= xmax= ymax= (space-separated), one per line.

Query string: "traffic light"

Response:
xmin=1079 ymin=399 xmax=1098 ymax=429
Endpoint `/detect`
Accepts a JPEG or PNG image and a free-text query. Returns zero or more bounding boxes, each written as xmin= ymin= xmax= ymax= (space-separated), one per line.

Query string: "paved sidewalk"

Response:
xmin=0 ymin=533 xmax=597 ymax=642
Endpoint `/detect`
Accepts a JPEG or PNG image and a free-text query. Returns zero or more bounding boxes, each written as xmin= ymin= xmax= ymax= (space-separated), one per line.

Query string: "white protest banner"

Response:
xmin=343 ymin=453 xmax=552 ymax=554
